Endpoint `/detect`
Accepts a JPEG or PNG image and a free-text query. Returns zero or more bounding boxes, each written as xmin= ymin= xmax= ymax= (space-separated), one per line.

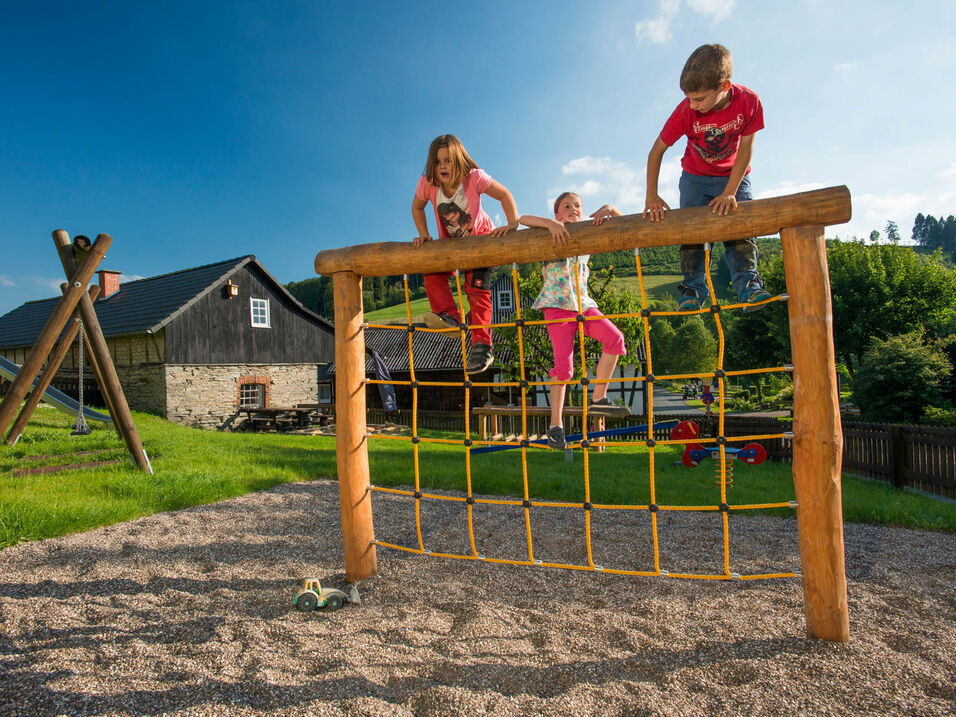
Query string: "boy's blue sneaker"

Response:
xmin=742 ymin=288 xmax=772 ymax=312
xmin=678 ymin=296 xmax=704 ymax=312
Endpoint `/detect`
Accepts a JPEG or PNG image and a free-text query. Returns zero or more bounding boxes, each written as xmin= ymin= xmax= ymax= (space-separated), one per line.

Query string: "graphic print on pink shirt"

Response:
xmin=437 ymin=200 xmax=473 ymax=237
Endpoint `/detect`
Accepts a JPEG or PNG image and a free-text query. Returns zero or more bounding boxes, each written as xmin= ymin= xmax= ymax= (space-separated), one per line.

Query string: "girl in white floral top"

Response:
xmin=518 ymin=193 xmax=627 ymax=449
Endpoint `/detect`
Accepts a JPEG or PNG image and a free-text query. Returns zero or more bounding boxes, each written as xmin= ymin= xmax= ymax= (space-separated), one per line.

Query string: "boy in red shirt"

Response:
xmin=644 ymin=43 xmax=771 ymax=312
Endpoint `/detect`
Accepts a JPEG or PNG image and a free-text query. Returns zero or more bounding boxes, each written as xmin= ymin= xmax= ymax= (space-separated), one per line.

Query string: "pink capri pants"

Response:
xmin=543 ymin=307 xmax=626 ymax=381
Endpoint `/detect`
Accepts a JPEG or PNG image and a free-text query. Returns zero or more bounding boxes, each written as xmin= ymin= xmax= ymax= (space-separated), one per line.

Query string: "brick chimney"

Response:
xmin=97 ymin=270 xmax=122 ymax=298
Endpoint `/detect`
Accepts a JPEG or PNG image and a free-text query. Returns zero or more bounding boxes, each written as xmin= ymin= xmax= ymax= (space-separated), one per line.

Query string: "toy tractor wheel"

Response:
xmin=325 ymin=594 xmax=344 ymax=611
xmin=295 ymin=592 xmax=318 ymax=612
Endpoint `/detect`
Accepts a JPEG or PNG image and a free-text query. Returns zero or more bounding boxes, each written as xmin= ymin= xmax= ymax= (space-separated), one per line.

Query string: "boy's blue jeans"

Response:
xmin=678 ymin=172 xmax=762 ymax=302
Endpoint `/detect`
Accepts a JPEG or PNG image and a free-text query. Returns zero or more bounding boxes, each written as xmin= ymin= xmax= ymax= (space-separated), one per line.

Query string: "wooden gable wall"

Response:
xmin=164 ymin=263 xmax=335 ymax=364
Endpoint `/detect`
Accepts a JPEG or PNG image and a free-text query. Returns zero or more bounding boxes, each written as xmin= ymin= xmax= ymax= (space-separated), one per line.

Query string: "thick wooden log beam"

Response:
xmin=781 ymin=224 xmax=849 ymax=642
xmin=52 ymin=231 xmax=152 ymax=473
xmin=333 ymin=270 xmax=377 ymax=582
xmin=315 ymin=186 xmax=851 ymax=277
xmin=5 ymin=285 xmax=101 ymax=446
xmin=0 ymin=234 xmax=111 ymax=438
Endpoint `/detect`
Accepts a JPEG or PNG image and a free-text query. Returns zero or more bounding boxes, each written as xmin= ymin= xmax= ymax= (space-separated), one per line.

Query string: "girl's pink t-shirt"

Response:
xmin=415 ymin=168 xmax=495 ymax=239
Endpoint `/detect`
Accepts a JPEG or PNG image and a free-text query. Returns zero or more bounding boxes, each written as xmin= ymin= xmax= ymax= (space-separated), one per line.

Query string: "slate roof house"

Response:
xmin=0 ymin=256 xmax=335 ymax=429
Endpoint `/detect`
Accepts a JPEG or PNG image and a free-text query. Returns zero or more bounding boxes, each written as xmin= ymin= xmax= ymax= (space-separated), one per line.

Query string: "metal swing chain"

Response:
xmin=72 ymin=317 xmax=90 ymax=435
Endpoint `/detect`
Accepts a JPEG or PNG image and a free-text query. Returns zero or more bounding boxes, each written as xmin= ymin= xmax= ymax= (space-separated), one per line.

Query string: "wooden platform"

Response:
xmin=471 ymin=404 xmax=630 ymax=448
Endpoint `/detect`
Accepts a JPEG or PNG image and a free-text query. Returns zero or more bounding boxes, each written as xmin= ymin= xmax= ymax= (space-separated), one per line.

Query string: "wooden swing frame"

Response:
xmin=0 ymin=231 xmax=152 ymax=473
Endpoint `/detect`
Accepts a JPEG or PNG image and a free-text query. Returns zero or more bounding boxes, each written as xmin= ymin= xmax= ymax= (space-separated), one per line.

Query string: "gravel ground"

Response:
xmin=1 ymin=478 xmax=953 ymax=716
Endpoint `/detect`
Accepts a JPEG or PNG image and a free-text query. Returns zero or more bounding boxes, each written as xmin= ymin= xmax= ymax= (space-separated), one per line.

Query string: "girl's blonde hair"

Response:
xmin=424 ymin=134 xmax=478 ymax=188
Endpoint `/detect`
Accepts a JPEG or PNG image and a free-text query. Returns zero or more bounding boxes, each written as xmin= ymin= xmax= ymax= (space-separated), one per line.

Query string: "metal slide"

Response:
xmin=0 ymin=355 xmax=113 ymax=423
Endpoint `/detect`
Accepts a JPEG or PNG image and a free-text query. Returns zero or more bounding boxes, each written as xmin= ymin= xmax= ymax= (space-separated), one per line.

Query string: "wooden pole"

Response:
xmin=5 ymin=285 xmax=101 ymax=445
xmin=333 ymin=270 xmax=377 ymax=582
xmin=51 ymin=231 xmax=152 ymax=473
xmin=315 ymin=186 xmax=852 ymax=277
xmin=0 ymin=234 xmax=111 ymax=438
xmin=781 ymin=224 xmax=849 ymax=642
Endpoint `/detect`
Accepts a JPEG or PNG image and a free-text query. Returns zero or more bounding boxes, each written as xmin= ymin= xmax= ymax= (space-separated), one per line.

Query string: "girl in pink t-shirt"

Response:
xmin=412 ymin=134 xmax=518 ymax=375
xmin=519 ymin=192 xmax=627 ymax=450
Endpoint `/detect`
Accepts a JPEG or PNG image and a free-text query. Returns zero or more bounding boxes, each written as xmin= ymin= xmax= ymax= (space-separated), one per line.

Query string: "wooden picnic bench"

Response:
xmin=240 ymin=404 xmax=330 ymax=431
xmin=472 ymin=404 xmax=630 ymax=452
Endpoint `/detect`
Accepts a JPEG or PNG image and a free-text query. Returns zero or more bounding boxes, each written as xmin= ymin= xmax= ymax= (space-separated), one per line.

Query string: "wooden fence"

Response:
xmin=842 ymin=422 xmax=956 ymax=499
xmin=365 ymin=408 xmax=955 ymax=499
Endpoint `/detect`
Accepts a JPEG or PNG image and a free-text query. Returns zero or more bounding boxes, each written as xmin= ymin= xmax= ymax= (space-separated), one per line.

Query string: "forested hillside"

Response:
xmin=287 ymin=237 xmax=783 ymax=319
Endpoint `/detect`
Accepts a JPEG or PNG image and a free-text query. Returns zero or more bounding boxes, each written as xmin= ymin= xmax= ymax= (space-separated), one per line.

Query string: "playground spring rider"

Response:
xmin=670 ymin=420 xmax=767 ymax=486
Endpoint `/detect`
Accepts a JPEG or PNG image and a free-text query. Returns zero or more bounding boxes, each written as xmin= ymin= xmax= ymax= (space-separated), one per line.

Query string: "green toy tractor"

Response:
xmin=292 ymin=577 xmax=349 ymax=612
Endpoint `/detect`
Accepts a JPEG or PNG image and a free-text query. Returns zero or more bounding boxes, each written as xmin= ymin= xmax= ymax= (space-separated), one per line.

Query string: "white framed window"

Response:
xmin=497 ymin=290 xmax=513 ymax=310
xmin=250 ymin=298 xmax=271 ymax=328
xmin=239 ymin=383 xmax=265 ymax=408
xmin=317 ymin=382 xmax=333 ymax=403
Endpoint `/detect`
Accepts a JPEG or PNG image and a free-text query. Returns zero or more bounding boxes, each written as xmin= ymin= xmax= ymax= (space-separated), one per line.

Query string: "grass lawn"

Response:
xmin=365 ymin=296 xmax=432 ymax=323
xmin=615 ymin=274 xmax=682 ymax=305
xmin=1 ymin=406 xmax=953 ymax=549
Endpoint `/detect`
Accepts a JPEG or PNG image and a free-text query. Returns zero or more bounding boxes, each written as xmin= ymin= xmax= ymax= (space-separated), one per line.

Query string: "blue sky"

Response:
xmin=0 ymin=0 xmax=951 ymax=318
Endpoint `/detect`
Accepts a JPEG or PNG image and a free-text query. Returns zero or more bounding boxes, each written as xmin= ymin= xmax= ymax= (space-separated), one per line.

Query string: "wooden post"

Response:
xmin=0 ymin=234 xmax=111 ymax=438
xmin=5 ymin=285 xmax=101 ymax=445
xmin=51 ymin=231 xmax=151 ymax=473
xmin=781 ymin=224 xmax=850 ymax=642
xmin=888 ymin=426 xmax=905 ymax=488
xmin=333 ymin=270 xmax=377 ymax=582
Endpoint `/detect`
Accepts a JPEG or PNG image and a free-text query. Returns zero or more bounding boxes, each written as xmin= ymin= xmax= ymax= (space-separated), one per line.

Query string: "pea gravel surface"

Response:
xmin=1 ymin=479 xmax=953 ymax=716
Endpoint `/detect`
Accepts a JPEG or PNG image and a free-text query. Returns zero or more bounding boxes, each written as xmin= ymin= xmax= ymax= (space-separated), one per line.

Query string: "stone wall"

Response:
xmin=164 ymin=364 xmax=320 ymax=430
xmin=115 ymin=365 xmax=167 ymax=416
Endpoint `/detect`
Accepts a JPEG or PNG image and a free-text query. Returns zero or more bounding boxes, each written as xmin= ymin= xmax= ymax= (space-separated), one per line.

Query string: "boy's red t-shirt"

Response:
xmin=659 ymin=84 xmax=764 ymax=177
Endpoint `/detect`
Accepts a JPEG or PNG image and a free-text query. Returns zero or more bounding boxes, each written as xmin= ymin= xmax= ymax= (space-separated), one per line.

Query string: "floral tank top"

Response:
xmin=531 ymin=255 xmax=598 ymax=312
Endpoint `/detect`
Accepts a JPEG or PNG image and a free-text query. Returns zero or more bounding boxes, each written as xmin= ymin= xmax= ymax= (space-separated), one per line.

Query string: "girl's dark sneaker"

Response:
xmin=546 ymin=425 xmax=566 ymax=450
xmin=465 ymin=343 xmax=494 ymax=374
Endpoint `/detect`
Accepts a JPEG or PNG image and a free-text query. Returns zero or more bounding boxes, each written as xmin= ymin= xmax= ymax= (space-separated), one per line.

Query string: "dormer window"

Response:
xmin=497 ymin=289 xmax=513 ymax=310
xmin=250 ymin=298 xmax=271 ymax=328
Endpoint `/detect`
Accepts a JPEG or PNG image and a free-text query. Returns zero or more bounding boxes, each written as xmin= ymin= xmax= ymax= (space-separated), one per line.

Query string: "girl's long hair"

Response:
xmin=424 ymin=134 xmax=478 ymax=189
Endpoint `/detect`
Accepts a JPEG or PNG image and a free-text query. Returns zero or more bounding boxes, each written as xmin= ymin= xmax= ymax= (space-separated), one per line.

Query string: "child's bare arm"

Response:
xmin=710 ymin=134 xmax=755 ymax=216
xmin=412 ymin=196 xmax=432 ymax=246
xmin=519 ymin=214 xmax=570 ymax=246
xmin=484 ymin=180 xmax=519 ymax=237
xmin=644 ymin=137 xmax=671 ymax=222
xmin=589 ymin=204 xmax=623 ymax=225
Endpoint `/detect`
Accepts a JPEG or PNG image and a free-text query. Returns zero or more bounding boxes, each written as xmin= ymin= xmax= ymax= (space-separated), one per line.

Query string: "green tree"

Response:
xmin=647 ymin=318 xmax=676 ymax=373
xmin=723 ymin=254 xmax=791 ymax=365
xmin=885 ymin=221 xmax=900 ymax=243
xmin=827 ymin=241 xmax=956 ymax=370
xmin=663 ymin=317 xmax=717 ymax=375
xmin=852 ymin=332 xmax=952 ymax=423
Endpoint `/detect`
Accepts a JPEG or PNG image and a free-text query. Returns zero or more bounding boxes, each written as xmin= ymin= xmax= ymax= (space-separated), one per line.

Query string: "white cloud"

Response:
xmin=940 ymin=161 xmax=956 ymax=178
xmin=635 ymin=16 xmax=673 ymax=44
xmin=32 ymin=277 xmax=64 ymax=293
xmin=754 ymin=180 xmax=827 ymax=200
xmin=834 ymin=61 xmax=858 ymax=75
xmin=0 ymin=275 xmax=14 ymax=288
xmin=635 ymin=0 xmax=735 ymax=44
xmin=546 ymin=155 xmax=681 ymax=217
xmin=686 ymin=0 xmax=735 ymax=23
xmin=119 ymin=274 xmax=145 ymax=283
